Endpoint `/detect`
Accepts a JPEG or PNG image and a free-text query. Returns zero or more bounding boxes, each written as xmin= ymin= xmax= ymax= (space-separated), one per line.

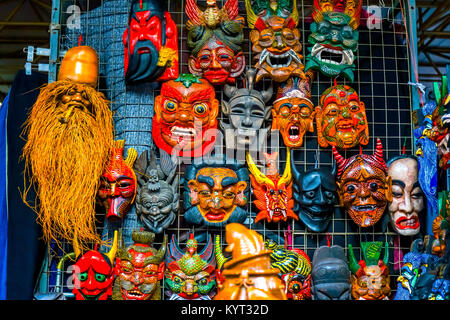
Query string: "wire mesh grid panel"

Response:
xmin=42 ymin=0 xmax=416 ymax=298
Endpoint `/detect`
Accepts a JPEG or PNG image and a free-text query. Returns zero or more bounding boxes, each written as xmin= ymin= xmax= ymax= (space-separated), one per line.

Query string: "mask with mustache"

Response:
xmin=22 ymin=46 xmax=114 ymax=256
xmin=123 ymin=0 xmax=178 ymax=84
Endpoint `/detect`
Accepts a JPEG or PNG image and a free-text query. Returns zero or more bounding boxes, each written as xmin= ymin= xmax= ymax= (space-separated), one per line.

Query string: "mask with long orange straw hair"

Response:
xmin=22 ymin=46 xmax=114 ymax=255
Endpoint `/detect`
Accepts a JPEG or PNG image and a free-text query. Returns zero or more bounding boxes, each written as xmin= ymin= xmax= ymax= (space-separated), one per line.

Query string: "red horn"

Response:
xmin=373 ymin=138 xmax=387 ymax=171
xmin=332 ymin=146 xmax=347 ymax=178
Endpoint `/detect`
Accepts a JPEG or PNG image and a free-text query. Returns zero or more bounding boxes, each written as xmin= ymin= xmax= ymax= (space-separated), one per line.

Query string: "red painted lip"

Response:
xmin=179 ymin=292 xmax=200 ymax=299
xmin=203 ymin=70 xmax=230 ymax=83
xmin=321 ymin=44 xmax=343 ymax=51
xmin=205 ymin=210 xmax=226 ymax=221
xmin=395 ymin=216 xmax=420 ymax=230
xmin=337 ymin=122 xmax=354 ymax=132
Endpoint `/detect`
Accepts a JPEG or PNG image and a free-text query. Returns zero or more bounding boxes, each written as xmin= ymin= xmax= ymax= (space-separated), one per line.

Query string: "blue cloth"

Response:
xmin=0 ymin=91 xmax=10 ymax=300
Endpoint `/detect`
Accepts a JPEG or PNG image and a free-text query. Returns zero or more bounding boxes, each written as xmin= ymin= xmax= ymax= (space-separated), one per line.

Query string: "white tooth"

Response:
xmin=289 ymin=50 xmax=302 ymax=63
xmin=311 ymin=43 xmax=323 ymax=57
xmin=269 ymin=210 xmax=273 ymax=219
xmin=260 ymin=50 xmax=269 ymax=64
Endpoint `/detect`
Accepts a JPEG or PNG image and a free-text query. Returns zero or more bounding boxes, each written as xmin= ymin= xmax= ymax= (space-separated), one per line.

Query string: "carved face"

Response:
xmin=316 ymin=85 xmax=369 ymax=149
xmin=283 ymin=273 xmax=311 ymax=300
xmin=165 ymin=234 xmax=216 ymax=300
xmin=123 ymin=0 xmax=178 ymax=83
xmin=387 ymin=157 xmax=424 ymax=236
xmin=311 ymin=246 xmax=351 ymax=300
xmin=250 ymin=16 xmax=304 ymax=83
xmin=72 ymin=251 xmax=115 ymax=300
xmin=152 ymin=74 xmax=219 ymax=158
xmin=134 ymin=151 xmax=179 ymax=234
xmin=97 ymin=141 xmax=137 ymax=220
xmin=306 ymin=12 xmax=359 ymax=82
xmin=272 ymin=97 xmax=315 ymax=148
xmin=189 ymin=37 xmax=245 ymax=85
xmin=334 ymin=140 xmax=392 ymax=227
xmin=350 ymin=264 xmax=391 ymax=300
xmin=187 ymin=167 xmax=247 ymax=225
xmin=113 ymin=231 xmax=166 ymax=300
xmin=293 ymin=166 xmax=338 ymax=232
xmin=221 ymin=69 xmax=272 ymax=149
xmin=247 ymin=151 xmax=296 ymax=223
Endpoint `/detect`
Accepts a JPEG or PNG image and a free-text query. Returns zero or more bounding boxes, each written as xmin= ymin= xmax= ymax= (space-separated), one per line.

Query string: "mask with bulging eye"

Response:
xmin=221 ymin=68 xmax=273 ymax=149
xmin=185 ymin=0 xmax=245 ymax=85
xmin=112 ymin=230 xmax=167 ymax=300
xmin=316 ymin=84 xmax=369 ymax=149
xmin=306 ymin=0 xmax=361 ymax=82
xmin=97 ymin=140 xmax=138 ymax=221
xmin=245 ymin=0 xmax=304 ymax=83
xmin=183 ymin=158 xmax=250 ymax=227
xmin=292 ymin=151 xmax=338 ymax=232
xmin=152 ymin=74 xmax=219 ymax=158
xmin=164 ymin=234 xmax=217 ymax=300
xmin=272 ymin=74 xmax=315 ymax=149
xmin=123 ymin=0 xmax=179 ymax=83
xmin=333 ymin=138 xmax=393 ymax=228
xmin=134 ymin=149 xmax=179 ymax=234
xmin=348 ymin=242 xmax=391 ymax=300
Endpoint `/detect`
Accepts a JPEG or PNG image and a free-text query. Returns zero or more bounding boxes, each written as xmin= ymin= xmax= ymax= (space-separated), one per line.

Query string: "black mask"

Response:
xmin=292 ymin=153 xmax=337 ymax=232
xmin=311 ymin=245 xmax=351 ymax=300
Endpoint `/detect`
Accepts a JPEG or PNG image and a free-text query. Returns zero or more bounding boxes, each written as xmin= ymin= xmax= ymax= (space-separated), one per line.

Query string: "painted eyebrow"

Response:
xmin=197 ymin=175 xmax=215 ymax=187
xmin=221 ymin=177 xmax=239 ymax=187
xmin=392 ymin=179 xmax=406 ymax=188
xmin=412 ymin=181 xmax=421 ymax=190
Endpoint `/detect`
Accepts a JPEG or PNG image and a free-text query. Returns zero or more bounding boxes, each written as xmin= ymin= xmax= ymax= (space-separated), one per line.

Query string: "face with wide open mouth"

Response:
xmin=306 ymin=12 xmax=359 ymax=81
xmin=250 ymin=20 xmax=305 ymax=82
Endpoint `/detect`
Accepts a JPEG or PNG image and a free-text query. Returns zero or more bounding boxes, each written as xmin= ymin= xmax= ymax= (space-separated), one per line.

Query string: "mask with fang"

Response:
xmin=72 ymin=231 xmax=119 ymax=300
xmin=152 ymin=74 xmax=219 ymax=158
xmin=316 ymin=85 xmax=369 ymax=149
xmin=183 ymin=158 xmax=250 ymax=227
xmin=333 ymin=138 xmax=393 ymax=228
xmin=221 ymin=68 xmax=273 ymax=149
xmin=165 ymin=234 xmax=217 ymax=300
xmin=306 ymin=0 xmax=361 ymax=82
xmin=97 ymin=140 xmax=138 ymax=221
xmin=348 ymin=242 xmax=391 ymax=300
xmin=112 ymin=230 xmax=167 ymax=300
xmin=246 ymin=149 xmax=296 ymax=223
xmin=134 ymin=149 xmax=179 ymax=234
xmin=272 ymin=74 xmax=315 ymax=148
xmin=186 ymin=0 xmax=245 ymax=85
xmin=123 ymin=0 xmax=178 ymax=84
xmin=245 ymin=0 xmax=304 ymax=82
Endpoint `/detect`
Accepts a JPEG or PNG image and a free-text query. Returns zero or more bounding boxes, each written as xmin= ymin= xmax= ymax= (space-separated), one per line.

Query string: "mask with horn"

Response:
xmin=186 ymin=0 xmax=245 ymax=85
xmin=112 ymin=229 xmax=167 ymax=300
xmin=306 ymin=0 xmax=361 ymax=82
xmin=348 ymin=242 xmax=391 ymax=300
xmin=220 ymin=68 xmax=273 ymax=150
xmin=316 ymin=84 xmax=369 ymax=149
xmin=72 ymin=230 xmax=119 ymax=300
xmin=214 ymin=223 xmax=287 ymax=300
xmin=333 ymin=138 xmax=392 ymax=228
xmin=165 ymin=233 xmax=217 ymax=300
xmin=152 ymin=74 xmax=219 ymax=158
xmin=134 ymin=149 xmax=179 ymax=234
xmin=272 ymin=74 xmax=315 ymax=149
xmin=245 ymin=0 xmax=304 ymax=83
xmin=292 ymin=150 xmax=338 ymax=232
xmin=183 ymin=157 xmax=250 ymax=227
xmin=123 ymin=0 xmax=179 ymax=84
xmin=97 ymin=140 xmax=138 ymax=221
xmin=246 ymin=149 xmax=296 ymax=223
xmin=22 ymin=45 xmax=114 ymax=255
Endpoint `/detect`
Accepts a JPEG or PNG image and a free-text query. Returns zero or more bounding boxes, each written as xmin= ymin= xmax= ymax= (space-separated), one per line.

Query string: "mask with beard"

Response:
xmin=123 ymin=0 xmax=178 ymax=84
xmin=133 ymin=149 xmax=179 ymax=234
xmin=22 ymin=46 xmax=114 ymax=255
xmin=245 ymin=0 xmax=304 ymax=83
xmin=112 ymin=230 xmax=167 ymax=300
